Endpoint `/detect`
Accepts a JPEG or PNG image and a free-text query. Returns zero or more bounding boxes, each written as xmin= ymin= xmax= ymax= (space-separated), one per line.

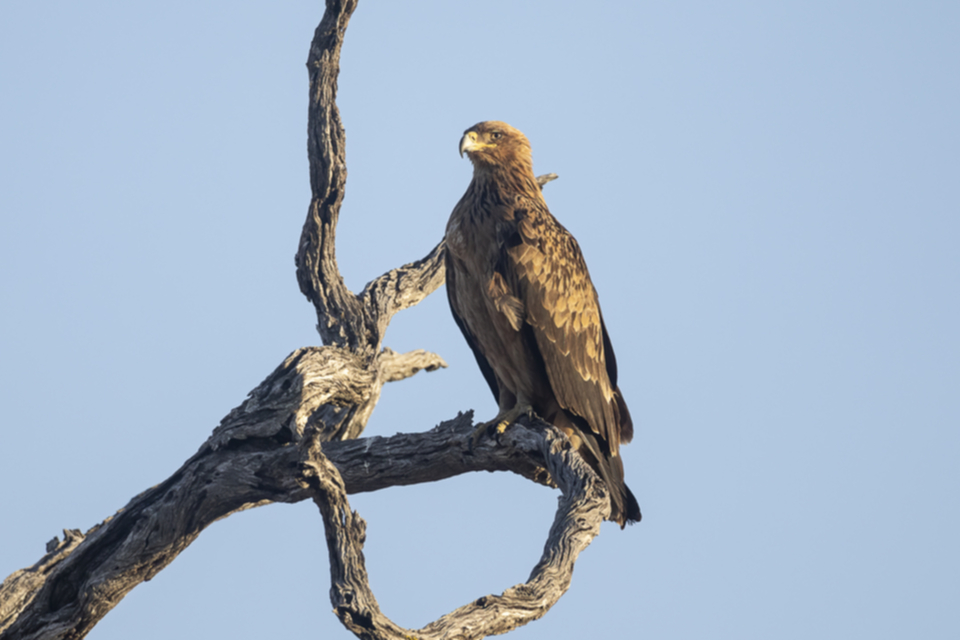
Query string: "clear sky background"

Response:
xmin=1 ymin=1 xmax=958 ymax=639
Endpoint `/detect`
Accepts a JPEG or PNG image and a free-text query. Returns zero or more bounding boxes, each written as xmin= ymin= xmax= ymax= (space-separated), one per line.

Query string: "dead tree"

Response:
xmin=0 ymin=2 xmax=609 ymax=639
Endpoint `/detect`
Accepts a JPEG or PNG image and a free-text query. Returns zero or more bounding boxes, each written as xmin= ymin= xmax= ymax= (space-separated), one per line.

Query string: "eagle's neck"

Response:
xmin=447 ymin=153 xmax=541 ymax=261
xmin=469 ymin=156 xmax=542 ymax=213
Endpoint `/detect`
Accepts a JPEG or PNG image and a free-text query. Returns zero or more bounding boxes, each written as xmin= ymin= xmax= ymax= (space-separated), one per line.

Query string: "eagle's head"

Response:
xmin=459 ymin=121 xmax=533 ymax=171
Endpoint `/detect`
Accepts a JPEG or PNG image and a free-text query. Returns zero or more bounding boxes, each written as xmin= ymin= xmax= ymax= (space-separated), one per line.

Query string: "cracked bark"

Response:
xmin=0 ymin=1 xmax=609 ymax=639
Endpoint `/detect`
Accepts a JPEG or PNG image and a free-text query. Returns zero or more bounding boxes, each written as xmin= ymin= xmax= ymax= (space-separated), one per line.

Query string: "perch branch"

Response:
xmin=1 ymin=0 xmax=588 ymax=637
xmin=298 ymin=419 xmax=607 ymax=640
xmin=1 ymin=379 xmax=597 ymax=640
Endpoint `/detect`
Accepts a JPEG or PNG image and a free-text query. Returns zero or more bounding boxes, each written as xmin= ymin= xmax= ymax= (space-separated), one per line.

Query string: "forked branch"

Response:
xmin=0 ymin=1 xmax=604 ymax=639
xmin=0 ymin=385 xmax=601 ymax=640
xmin=300 ymin=419 xmax=608 ymax=640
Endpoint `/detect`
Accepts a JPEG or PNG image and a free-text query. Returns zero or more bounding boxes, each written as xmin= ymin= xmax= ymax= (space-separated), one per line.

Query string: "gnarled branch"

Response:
xmin=292 ymin=0 xmax=449 ymax=445
xmin=300 ymin=419 xmax=607 ymax=640
xmin=296 ymin=0 xmax=363 ymax=350
xmin=0 ymin=354 xmax=596 ymax=639
xmin=0 ymin=1 xmax=605 ymax=639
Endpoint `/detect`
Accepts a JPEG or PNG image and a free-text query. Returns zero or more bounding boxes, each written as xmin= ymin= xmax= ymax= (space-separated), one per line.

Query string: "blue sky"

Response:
xmin=1 ymin=1 xmax=958 ymax=638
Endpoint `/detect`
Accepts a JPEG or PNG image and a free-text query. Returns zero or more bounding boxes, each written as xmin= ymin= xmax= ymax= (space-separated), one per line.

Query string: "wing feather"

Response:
xmin=445 ymin=249 xmax=500 ymax=402
xmin=508 ymin=205 xmax=623 ymax=450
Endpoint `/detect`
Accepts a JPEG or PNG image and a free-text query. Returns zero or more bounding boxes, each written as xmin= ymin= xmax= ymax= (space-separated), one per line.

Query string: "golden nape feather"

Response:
xmin=445 ymin=121 xmax=640 ymax=527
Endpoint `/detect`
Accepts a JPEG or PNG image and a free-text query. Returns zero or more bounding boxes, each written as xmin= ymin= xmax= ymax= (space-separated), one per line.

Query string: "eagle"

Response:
xmin=445 ymin=121 xmax=641 ymax=527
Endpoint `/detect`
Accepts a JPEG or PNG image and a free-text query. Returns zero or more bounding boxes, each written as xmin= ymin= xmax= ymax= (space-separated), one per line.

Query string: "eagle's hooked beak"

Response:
xmin=459 ymin=130 xmax=479 ymax=158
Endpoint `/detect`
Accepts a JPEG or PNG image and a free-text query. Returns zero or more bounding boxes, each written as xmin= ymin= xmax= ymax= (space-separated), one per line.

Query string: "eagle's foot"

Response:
xmin=470 ymin=403 xmax=534 ymax=449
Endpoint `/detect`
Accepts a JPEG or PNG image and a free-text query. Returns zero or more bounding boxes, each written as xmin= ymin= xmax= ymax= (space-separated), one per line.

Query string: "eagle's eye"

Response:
xmin=491 ymin=131 xmax=503 ymax=140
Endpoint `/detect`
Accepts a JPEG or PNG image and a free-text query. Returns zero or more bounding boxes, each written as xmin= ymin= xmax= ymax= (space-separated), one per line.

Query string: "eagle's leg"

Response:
xmin=471 ymin=399 xmax=534 ymax=448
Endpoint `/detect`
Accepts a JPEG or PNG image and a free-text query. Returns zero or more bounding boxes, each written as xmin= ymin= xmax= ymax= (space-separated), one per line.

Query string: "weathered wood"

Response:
xmin=291 ymin=0 xmax=451 ymax=446
xmin=299 ymin=420 xmax=607 ymax=640
xmin=0 ymin=0 xmax=608 ymax=638
xmin=0 ymin=358 xmax=589 ymax=640
xmin=296 ymin=0 xmax=364 ymax=351
xmin=359 ymin=242 xmax=447 ymax=348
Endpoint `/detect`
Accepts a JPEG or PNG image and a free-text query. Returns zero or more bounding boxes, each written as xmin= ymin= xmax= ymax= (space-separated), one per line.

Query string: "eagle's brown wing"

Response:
xmin=445 ymin=247 xmax=501 ymax=402
xmin=507 ymin=203 xmax=630 ymax=451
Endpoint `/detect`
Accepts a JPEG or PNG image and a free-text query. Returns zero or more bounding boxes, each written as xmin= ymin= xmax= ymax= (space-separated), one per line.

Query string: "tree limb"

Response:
xmin=292 ymin=0 xmax=453 ymax=447
xmin=300 ymin=419 xmax=607 ymax=640
xmin=296 ymin=0 xmax=364 ymax=351
xmin=0 ymin=0 xmax=601 ymax=638
xmin=0 ymin=360 xmax=595 ymax=639
xmin=294 ymin=0 xmax=560 ymax=360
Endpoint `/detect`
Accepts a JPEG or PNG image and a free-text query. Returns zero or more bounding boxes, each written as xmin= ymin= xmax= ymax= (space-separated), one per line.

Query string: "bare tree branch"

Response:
xmin=359 ymin=241 xmax=447 ymax=344
xmin=0 ymin=1 xmax=603 ymax=638
xmin=291 ymin=0 xmax=453 ymax=446
xmin=296 ymin=0 xmax=364 ymax=350
xmin=300 ymin=420 xmax=607 ymax=640
xmin=377 ymin=347 xmax=448 ymax=383
xmin=536 ymin=172 xmax=559 ymax=188
xmin=294 ymin=0 xmax=560 ymax=358
xmin=0 ymin=355 xmax=594 ymax=639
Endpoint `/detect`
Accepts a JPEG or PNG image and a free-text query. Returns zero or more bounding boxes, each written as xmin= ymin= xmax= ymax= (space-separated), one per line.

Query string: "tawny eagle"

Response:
xmin=445 ymin=121 xmax=641 ymax=527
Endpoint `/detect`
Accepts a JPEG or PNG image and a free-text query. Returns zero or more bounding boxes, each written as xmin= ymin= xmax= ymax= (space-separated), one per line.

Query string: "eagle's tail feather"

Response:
xmin=557 ymin=412 xmax=642 ymax=528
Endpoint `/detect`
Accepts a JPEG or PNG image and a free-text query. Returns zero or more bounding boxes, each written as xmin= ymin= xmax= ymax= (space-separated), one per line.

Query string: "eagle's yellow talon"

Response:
xmin=470 ymin=404 xmax=533 ymax=449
